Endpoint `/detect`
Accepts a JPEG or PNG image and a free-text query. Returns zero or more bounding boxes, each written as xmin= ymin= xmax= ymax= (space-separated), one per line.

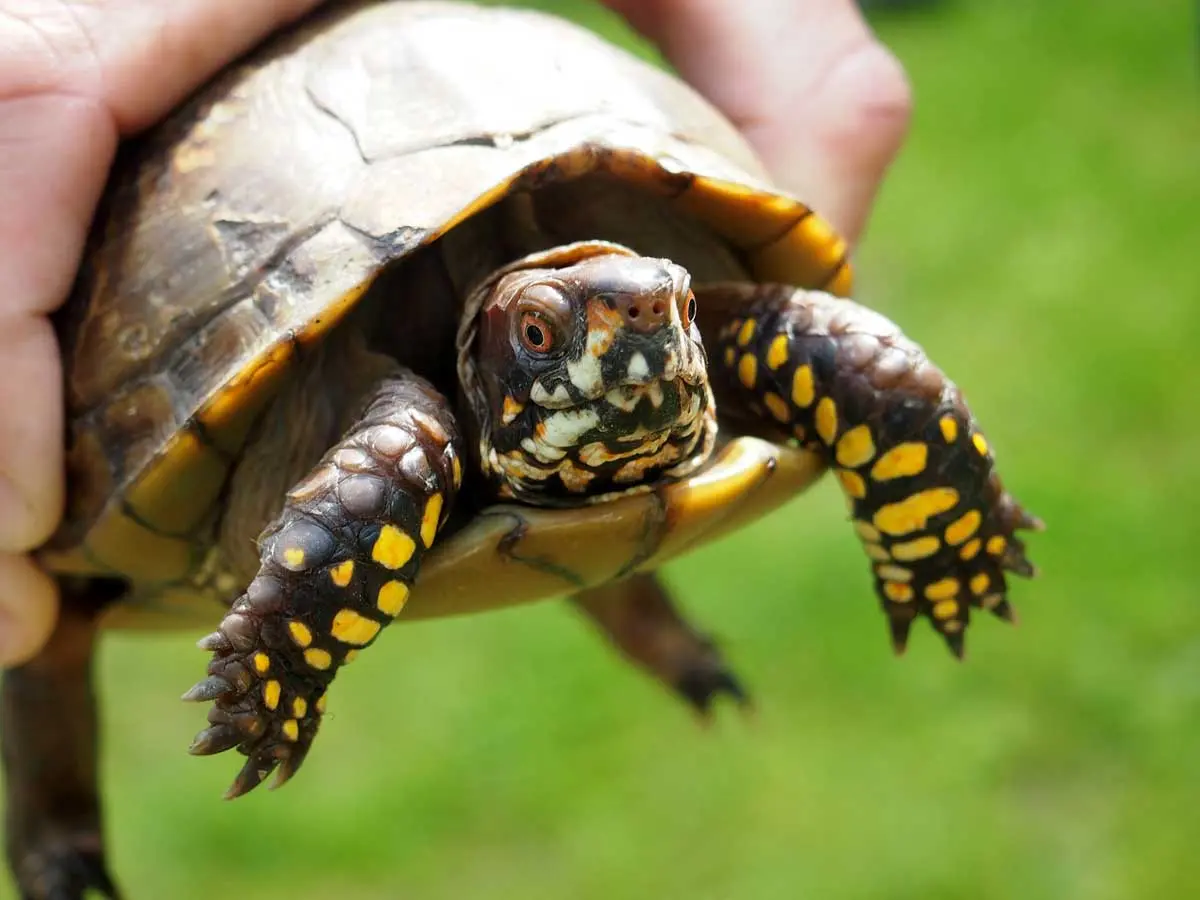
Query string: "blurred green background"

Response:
xmin=6 ymin=1 xmax=1197 ymax=897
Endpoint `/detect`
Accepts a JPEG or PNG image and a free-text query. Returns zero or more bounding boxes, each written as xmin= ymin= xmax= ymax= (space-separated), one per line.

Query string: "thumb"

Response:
xmin=604 ymin=0 xmax=912 ymax=246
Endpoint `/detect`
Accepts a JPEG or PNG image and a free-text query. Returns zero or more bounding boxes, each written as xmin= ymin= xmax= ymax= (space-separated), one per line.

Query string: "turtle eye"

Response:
xmin=680 ymin=291 xmax=697 ymax=328
xmin=519 ymin=312 xmax=555 ymax=353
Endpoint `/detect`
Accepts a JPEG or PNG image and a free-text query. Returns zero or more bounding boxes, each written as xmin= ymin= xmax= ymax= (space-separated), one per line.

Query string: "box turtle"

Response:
xmin=4 ymin=1 xmax=1042 ymax=897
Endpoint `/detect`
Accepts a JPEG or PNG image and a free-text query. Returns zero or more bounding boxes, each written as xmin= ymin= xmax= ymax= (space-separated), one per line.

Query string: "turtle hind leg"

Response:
xmin=571 ymin=572 xmax=749 ymax=716
xmin=185 ymin=371 xmax=464 ymax=798
xmin=700 ymin=282 xmax=1043 ymax=658
xmin=3 ymin=581 xmax=123 ymax=900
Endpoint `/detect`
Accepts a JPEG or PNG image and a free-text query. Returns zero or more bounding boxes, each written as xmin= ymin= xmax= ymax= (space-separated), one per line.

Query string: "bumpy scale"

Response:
xmin=708 ymin=283 xmax=1043 ymax=657
xmin=184 ymin=373 xmax=463 ymax=797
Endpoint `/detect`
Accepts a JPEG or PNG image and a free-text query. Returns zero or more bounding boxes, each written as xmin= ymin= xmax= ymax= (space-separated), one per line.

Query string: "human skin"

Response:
xmin=0 ymin=0 xmax=911 ymax=665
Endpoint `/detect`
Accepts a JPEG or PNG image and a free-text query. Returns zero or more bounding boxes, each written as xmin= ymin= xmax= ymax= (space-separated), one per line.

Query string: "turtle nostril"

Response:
xmin=628 ymin=306 xmax=640 ymax=319
xmin=651 ymin=301 xmax=664 ymax=317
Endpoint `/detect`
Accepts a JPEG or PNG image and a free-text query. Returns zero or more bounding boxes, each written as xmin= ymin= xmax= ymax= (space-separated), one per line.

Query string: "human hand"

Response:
xmin=0 ymin=0 xmax=327 ymax=666
xmin=602 ymin=0 xmax=913 ymax=246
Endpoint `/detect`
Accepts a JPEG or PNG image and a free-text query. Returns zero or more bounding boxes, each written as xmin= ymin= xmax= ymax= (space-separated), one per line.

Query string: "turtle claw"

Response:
xmin=189 ymin=724 xmax=243 ymax=756
xmin=181 ymin=675 xmax=233 ymax=702
xmin=225 ymin=757 xmax=277 ymax=800
xmin=939 ymin=628 xmax=966 ymax=660
xmin=888 ymin=614 xmax=914 ymax=656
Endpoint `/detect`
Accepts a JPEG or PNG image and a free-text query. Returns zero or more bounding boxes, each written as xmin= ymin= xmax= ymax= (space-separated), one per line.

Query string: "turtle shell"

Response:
xmin=42 ymin=0 xmax=852 ymax=628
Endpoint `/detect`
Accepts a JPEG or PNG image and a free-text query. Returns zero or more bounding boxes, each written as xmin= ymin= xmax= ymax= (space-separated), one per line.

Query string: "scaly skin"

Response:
xmin=186 ymin=373 xmax=463 ymax=797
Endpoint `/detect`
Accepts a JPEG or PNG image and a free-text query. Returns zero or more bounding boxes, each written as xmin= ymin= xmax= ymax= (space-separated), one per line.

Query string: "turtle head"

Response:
xmin=458 ymin=242 xmax=716 ymax=504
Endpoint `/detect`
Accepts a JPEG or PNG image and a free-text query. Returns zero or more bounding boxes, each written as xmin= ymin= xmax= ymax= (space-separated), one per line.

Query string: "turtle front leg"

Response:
xmin=2 ymin=587 xmax=121 ymax=900
xmin=185 ymin=372 xmax=463 ymax=798
xmin=572 ymin=572 xmax=748 ymax=716
xmin=699 ymin=283 xmax=1043 ymax=657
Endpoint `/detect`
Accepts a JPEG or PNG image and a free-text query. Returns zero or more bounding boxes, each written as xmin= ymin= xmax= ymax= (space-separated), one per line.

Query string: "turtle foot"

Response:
xmin=676 ymin=663 xmax=751 ymax=717
xmin=11 ymin=831 xmax=121 ymax=900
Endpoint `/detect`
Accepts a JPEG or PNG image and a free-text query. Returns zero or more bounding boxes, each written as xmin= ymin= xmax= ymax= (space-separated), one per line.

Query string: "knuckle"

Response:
xmin=0 ymin=1 xmax=103 ymax=100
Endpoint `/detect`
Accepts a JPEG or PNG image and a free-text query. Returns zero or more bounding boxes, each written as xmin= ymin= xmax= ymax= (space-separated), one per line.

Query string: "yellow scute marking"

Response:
xmin=252 ymin=652 xmax=270 ymax=674
xmin=791 ymin=365 xmax=815 ymax=408
xmin=870 ymin=443 xmax=927 ymax=481
xmin=836 ymin=470 xmax=866 ymax=499
xmin=763 ymin=392 xmax=790 ymax=423
xmin=283 ymin=547 xmax=305 ymax=568
xmin=377 ymin=580 xmax=410 ymax=616
xmin=287 ymin=621 xmax=313 ymax=648
xmin=293 ymin=697 xmax=308 ymax=718
xmin=835 ymin=425 xmax=875 ymax=468
xmin=891 ymin=536 xmax=940 ymax=561
xmin=973 ymin=433 xmax=990 ymax=456
xmin=737 ymin=353 xmax=757 ymax=389
xmin=331 ymin=609 xmax=381 ymax=646
xmin=281 ymin=720 xmax=300 ymax=742
xmin=304 ymin=648 xmax=332 ymax=670
xmin=372 ymin=525 xmax=416 ymax=569
xmin=873 ymin=488 xmax=960 ymax=536
xmin=815 ymin=397 xmax=837 ymax=445
xmin=925 ymin=578 xmax=959 ymax=601
xmin=737 ymin=319 xmax=756 ymax=346
xmin=939 ymin=416 xmax=959 ymax=442
xmin=932 ymin=599 xmax=959 ymax=619
xmin=263 ymin=680 xmax=281 ymax=711
xmin=945 ymin=510 xmax=982 ymax=546
xmin=421 ymin=494 xmax=443 ymax=548
xmin=330 ymin=560 xmax=354 ymax=587
xmin=766 ymin=335 xmax=789 ymax=370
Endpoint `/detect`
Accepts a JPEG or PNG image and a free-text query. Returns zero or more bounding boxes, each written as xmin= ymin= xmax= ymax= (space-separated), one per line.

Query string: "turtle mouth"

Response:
xmin=490 ymin=373 xmax=716 ymax=504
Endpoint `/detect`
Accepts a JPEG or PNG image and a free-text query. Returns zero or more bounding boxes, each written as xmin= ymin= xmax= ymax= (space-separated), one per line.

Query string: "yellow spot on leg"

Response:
xmin=986 ymin=535 xmax=1007 ymax=556
xmin=873 ymin=488 xmax=960 ymax=536
xmin=421 ymin=494 xmax=443 ymax=548
xmin=304 ymin=648 xmax=332 ymax=670
xmin=316 ymin=695 xmax=327 ymax=714
xmin=854 ymin=521 xmax=881 ymax=543
xmin=939 ymin=416 xmax=959 ymax=442
xmin=377 ymin=580 xmax=410 ymax=616
xmin=836 ymin=425 xmax=876 ymax=468
xmin=763 ymin=392 xmax=791 ymax=422
xmin=287 ymin=621 xmax=313 ymax=648
xmin=329 ymin=559 xmax=354 ymax=587
xmin=252 ymin=652 xmax=270 ymax=675
xmin=737 ymin=318 xmax=757 ymax=346
xmin=891 ymin=536 xmax=941 ymax=561
xmin=451 ymin=453 xmax=463 ymax=488
xmin=945 ymin=509 xmax=982 ymax=546
xmin=864 ymin=543 xmax=890 ymax=562
xmin=344 ymin=650 xmax=359 ymax=664
xmin=791 ymin=365 xmax=815 ymax=408
xmin=925 ymin=578 xmax=960 ymax=601
xmin=959 ymin=538 xmax=982 ymax=560
xmin=883 ymin=582 xmax=914 ymax=603
xmin=292 ymin=697 xmax=308 ymax=718
xmin=738 ymin=353 xmax=757 ymax=388
xmin=766 ymin=334 xmax=789 ymax=370
xmin=283 ymin=547 xmax=306 ymax=568
xmin=836 ymin=469 xmax=866 ymax=499
xmin=372 ymin=525 xmax=416 ymax=569
xmin=263 ymin=680 xmax=281 ymax=711
xmin=969 ymin=573 xmax=991 ymax=595
xmin=876 ymin=564 xmax=913 ymax=582
xmin=723 ymin=346 xmax=736 ymax=368
xmin=281 ymin=720 xmax=299 ymax=742
xmin=815 ymin=397 xmax=838 ymax=445
xmin=972 ymin=433 xmax=990 ymax=456
xmin=331 ymin=609 xmax=382 ymax=646
xmin=932 ymin=599 xmax=959 ymax=620
xmin=870 ymin=443 xmax=928 ymax=481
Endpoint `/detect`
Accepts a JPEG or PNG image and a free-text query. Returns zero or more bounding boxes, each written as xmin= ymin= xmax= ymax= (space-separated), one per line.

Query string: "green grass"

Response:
xmin=6 ymin=1 xmax=1198 ymax=897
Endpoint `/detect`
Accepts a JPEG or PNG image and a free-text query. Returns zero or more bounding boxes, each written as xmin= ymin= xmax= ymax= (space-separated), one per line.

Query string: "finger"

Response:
xmin=1 ymin=0 xmax=327 ymax=132
xmin=604 ymin=0 xmax=912 ymax=244
xmin=0 ymin=95 xmax=112 ymax=549
xmin=0 ymin=552 xmax=59 ymax=666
